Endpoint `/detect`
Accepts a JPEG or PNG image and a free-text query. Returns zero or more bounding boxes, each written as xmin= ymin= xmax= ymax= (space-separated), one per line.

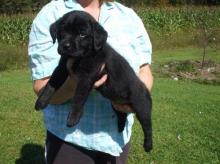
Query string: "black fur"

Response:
xmin=35 ymin=11 xmax=152 ymax=152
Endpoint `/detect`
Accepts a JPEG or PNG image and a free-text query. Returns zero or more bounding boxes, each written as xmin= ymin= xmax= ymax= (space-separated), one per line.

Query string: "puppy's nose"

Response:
xmin=63 ymin=43 xmax=71 ymax=50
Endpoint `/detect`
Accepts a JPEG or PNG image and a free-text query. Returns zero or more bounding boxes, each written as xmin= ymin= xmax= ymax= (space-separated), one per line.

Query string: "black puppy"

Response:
xmin=35 ymin=11 xmax=152 ymax=152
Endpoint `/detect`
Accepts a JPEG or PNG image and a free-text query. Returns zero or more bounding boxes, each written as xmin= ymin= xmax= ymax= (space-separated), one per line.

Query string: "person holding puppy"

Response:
xmin=28 ymin=0 xmax=153 ymax=163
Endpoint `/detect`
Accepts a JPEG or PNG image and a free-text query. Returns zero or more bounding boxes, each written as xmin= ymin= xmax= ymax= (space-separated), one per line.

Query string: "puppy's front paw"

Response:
xmin=66 ymin=110 xmax=82 ymax=127
xmin=34 ymin=84 xmax=56 ymax=110
xmin=144 ymin=138 xmax=153 ymax=152
xmin=35 ymin=99 xmax=48 ymax=110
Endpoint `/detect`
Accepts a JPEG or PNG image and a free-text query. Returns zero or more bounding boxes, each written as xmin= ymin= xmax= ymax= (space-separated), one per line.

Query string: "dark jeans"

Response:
xmin=46 ymin=131 xmax=130 ymax=164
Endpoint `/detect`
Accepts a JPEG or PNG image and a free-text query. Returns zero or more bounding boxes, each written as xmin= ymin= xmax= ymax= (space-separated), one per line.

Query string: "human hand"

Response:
xmin=94 ymin=64 xmax=108 ymax=88
xmin=112 ymin=103 xmax=134 ymax=113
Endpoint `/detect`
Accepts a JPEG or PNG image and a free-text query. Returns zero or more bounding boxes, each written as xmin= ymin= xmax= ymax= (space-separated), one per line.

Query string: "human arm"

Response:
xmin=138 ymin=64 xmax=154 ymax=91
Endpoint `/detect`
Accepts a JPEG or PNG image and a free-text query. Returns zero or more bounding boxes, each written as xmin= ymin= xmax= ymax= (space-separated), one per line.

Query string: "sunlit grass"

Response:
xmin=129 ymin=78 xmax=220 ymax=164
xmin=0 ymin=43 xmax=28 ymax=71
xmin=0 ymin=70 xmax=45 ymax=164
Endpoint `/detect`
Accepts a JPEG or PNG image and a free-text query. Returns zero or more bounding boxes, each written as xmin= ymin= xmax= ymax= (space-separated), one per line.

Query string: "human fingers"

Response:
xmin=94 ymin=74 xmax=108 ymax=88
xmin=100 ymin=64 xmax=105 ymax=72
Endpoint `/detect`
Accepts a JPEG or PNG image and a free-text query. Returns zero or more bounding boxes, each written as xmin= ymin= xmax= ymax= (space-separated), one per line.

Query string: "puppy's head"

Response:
xmin=50 ymin=11 xmax=108 ymax=58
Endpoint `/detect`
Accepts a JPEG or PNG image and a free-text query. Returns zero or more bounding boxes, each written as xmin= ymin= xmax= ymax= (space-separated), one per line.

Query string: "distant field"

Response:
xmin=0 ymin=46 xmax=219 ymax=163
xmin=0 ymin=7 xmax=219 ymax=71
xmin=0 ymin=7 xmax=219 ymax=46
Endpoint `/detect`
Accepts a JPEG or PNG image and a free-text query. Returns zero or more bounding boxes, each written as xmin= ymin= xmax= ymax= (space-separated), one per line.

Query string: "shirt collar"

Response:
xmin=99 ymin=2 xmax=114 ymax=24
xmin=64 ymin=0 xmax=114 ymax=24
xmin=64 ymin=0 xmax=83 ymax=10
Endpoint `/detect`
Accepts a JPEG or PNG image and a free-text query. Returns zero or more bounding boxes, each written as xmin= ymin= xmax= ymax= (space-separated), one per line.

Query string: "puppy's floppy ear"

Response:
xmin=49 ymin=20 xmax=60 ymax=44
xmin=93 ymin=22 xmax=108 ymax=51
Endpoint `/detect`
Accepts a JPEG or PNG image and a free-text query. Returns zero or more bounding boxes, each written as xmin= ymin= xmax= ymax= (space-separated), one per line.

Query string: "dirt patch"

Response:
xmin=160 ymin=60 xmax=220 ymax=85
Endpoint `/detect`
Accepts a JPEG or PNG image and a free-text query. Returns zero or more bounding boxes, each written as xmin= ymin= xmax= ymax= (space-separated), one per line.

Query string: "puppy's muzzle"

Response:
xmin=58 ymin=40 xmax=72 ymax=52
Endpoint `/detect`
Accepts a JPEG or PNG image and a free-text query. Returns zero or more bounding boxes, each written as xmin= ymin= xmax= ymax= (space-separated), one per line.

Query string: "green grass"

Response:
xmin=129 ymin=78 xmax=220 ymax=164
xmin=153 ymin=47 xmax=220 ymax=63
xmin=0 ymin=70 xmax=45 ymax=164
xmin=0 ymin=47 xmax=219 ymax=163
xmin=0 ymin=43 xmax=28 ymax=71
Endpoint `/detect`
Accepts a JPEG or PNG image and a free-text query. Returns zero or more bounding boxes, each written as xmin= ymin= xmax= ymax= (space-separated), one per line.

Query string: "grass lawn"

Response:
xmin=0 ymin=47 xmax=219 ymax=164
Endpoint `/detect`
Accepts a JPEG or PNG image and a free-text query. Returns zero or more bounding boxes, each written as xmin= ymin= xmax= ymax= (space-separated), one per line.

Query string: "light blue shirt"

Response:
xmin=28 ymin=0 xmax=152 ymax=156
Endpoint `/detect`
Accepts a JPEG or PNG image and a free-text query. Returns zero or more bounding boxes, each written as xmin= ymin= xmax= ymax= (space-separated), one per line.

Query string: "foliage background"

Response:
xmin=0 ymin=2 xmax=219 ymax=75
xmin=0 ymin=7 xmax=219 ymax=44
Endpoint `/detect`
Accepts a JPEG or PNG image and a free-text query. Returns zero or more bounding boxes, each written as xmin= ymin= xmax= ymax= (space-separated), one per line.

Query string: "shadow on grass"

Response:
xmin=16 ymin=144 xmax=45 ymax=164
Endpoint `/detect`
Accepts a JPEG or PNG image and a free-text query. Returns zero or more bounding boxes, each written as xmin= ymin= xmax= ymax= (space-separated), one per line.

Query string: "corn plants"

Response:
xmin=0 ymin=15 xmax=33 ymax=45
xmin=136 ymin=6 xmax=220 ymax=36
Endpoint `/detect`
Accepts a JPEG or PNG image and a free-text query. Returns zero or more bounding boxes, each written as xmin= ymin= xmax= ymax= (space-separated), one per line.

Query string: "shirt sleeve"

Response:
xmin=129 ymin=9 xmax=152 ymax=66
xmin=28 ymin=8 xmax=60 ymax=80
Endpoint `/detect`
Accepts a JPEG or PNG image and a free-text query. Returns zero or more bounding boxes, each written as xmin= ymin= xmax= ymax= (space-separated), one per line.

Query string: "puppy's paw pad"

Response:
xmin=66 ymin=111 xmax=81 ymax=127
xmin=66 ymin=118 xmax=80 ymax=127
xmin=35 ymin=100 xmax=47 ymax=110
